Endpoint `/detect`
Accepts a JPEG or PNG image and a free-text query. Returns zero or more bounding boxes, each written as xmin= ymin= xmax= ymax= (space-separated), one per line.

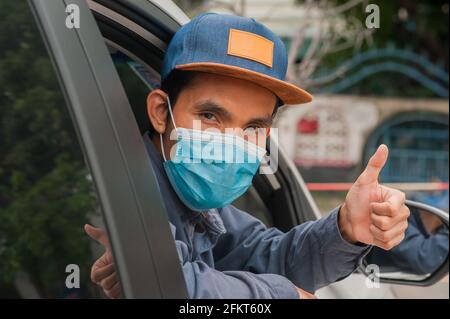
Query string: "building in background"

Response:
xmin=199 ymin=0 xmax=449 ymax=198
xmin=276 ymin=95 xmax=448 ymax=184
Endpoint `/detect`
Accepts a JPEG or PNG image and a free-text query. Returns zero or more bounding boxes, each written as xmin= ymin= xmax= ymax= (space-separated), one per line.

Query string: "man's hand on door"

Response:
xmin=85 ymin=224 xmax=122 ymax=299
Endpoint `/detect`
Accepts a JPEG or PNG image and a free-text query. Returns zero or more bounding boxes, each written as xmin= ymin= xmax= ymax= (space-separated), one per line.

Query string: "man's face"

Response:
xmin=147 ymin=72 xmax=277 ymax=160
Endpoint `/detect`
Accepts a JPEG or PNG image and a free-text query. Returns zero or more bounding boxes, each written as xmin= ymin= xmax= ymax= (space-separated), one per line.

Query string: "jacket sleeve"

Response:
xmin=169 ymin=223 xmax=299 ymax=299
xmin=367 ymin=221 xmax=448 ymax=275
xmin=212 ymin=206 xmax=371 ymax=293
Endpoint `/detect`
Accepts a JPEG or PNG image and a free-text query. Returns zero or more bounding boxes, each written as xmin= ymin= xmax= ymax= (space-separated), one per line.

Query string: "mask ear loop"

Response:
xmin=160 ymin=95 xmax=177 ymax=162
xmin=166 ymin=95 xmax=177 ymax=130
xmin=160 ymin=134 xmax=168 ymax=161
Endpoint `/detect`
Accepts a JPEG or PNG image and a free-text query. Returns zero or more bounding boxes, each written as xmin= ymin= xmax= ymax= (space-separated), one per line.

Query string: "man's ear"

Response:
xmin=146 ymin=89 xmax=169 ymax=134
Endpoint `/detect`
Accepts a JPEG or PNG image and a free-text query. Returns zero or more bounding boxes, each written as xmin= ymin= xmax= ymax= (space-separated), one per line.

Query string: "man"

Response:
xmin=84 ymin=13 xmax=410 ymax=299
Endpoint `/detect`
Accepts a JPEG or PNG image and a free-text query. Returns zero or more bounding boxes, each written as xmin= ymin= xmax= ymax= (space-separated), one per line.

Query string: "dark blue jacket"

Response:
xmin=143 ymin=132 xmax=370 ymax=298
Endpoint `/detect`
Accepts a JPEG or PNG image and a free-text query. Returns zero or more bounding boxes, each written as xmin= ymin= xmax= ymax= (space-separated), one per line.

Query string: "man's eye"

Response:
xmin=244 ymin=126 xmax=259 ymax=133
xmin=201 ymin=112 xmax=217 ymax=121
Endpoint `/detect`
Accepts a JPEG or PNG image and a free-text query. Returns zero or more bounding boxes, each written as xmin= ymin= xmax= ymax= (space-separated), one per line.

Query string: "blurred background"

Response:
xmin=0 ymin=0 xmax=448 ymax=298
xmin=173 ymin=0 xmax=449 ymax=215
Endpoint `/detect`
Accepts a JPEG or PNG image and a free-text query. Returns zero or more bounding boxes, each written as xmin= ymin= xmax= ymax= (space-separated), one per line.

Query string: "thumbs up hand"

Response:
xmin=339 ymin=145 xmax=410 ymax=250
xmin=84 ymin=224 xmax=122 ymax=299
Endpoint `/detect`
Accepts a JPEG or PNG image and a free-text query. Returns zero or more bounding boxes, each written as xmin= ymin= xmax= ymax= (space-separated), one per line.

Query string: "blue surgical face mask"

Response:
xmin=160 ymin=96 xmax=266 ymax=212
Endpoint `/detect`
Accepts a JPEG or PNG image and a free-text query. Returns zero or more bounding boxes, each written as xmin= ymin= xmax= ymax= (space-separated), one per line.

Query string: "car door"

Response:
xmin=27 ymin=0 xmax=188 ymax=298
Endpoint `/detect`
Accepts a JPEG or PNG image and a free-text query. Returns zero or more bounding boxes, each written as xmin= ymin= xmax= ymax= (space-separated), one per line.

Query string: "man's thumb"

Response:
xmin=84 ymin=224 xmax=110 ymax=248
xmin=357 ymin=144 xmax=389 ymax=185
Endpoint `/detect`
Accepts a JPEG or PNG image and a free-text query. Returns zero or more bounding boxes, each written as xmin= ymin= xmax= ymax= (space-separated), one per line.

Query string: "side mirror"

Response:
xmin=360 ymin=200 xmax=449 ymax=286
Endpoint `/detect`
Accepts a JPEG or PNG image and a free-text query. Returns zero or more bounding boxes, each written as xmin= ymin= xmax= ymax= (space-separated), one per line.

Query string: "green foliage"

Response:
xmin=0 ymin=1 xmax=98 ymax=297
xmin=331 ymin=0 xmax=448 ymax=61
xmin=295 ymin=0 xmax=449 ymax=97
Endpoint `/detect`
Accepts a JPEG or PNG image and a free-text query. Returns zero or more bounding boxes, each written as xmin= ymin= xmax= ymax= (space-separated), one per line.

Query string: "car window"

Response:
xmin=0 ymin=1 xmax=108 ymax=299
xmin=232 ymin=187 xmax=273 ymax=226
xmin=109 ymin=48 xmax=159 ymax=135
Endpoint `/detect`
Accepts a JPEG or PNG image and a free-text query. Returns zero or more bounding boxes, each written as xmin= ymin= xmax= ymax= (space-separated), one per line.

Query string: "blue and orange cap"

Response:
xmin=162 ymin=13 xmax=312 ymax=105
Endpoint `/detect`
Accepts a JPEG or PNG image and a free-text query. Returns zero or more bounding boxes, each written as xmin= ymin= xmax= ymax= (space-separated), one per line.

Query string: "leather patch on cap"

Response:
xmin=227 ymin=29 xmax=274 ymax=68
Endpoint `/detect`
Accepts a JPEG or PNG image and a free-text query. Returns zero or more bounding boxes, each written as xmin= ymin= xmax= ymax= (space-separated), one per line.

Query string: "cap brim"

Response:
xmin=175 ymin=62 xmax=312 ymax=105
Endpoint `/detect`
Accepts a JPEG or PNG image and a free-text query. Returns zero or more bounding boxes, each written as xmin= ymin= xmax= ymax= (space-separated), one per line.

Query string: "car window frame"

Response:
xmin=29 ymin=0 xmax=188 ymax=298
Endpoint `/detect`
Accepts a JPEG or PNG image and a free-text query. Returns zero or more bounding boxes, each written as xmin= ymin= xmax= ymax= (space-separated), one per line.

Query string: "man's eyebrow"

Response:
xmin=193 ymin=100 xmax=233 ymax=121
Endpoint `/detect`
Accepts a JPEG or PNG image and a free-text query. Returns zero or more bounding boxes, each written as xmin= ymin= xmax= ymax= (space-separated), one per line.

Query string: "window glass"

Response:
xmin=0 ymin=1 xmax=106 ymax=298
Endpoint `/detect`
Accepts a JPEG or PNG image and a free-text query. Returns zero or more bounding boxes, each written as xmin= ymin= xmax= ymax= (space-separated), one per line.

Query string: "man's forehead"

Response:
xmin=187 ymin=72 xmax=276 ymax=104
xmin=190 ymin=72 xmax=275 ymax=96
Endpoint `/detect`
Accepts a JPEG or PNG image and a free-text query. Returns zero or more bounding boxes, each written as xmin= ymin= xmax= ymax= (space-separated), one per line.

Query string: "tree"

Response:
xmin=0 ymin=1 xmax=98 ymax=298
xmin=292 ymin=0 xmax=449 ymax=97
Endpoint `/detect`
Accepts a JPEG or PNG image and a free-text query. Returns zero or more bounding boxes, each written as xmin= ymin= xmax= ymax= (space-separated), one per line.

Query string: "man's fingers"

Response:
xmin=370 ymin=198 xmax=409 ymax=250
xmin=84 ymin=224 xmax=110 ymax=248
xmin=104 ymin=281 xmax=122 ymax=299
xmin=370 ymin=213 xmax=391 ymax=231
xmin=100 ymin=272 xmax=119 ymax=291
xmin=371 ymin=202 xmax=394 ymax=217
xmin=357 ymin=144 xmax=389 ymax=185
xmin=91 ymin=262 xmax=115 ymax=284
xmin=370 ymin=220 xmax=408 ymax=243
xmin=372 ymin=200 xmax=410 ymax=218
xmin=373 ymin=232 xmax=406 ymax=251
xmin=383 ymin=186 xmax=406 ymax=212
xmin=91 ymin=250 xmax=114 ymax=270
xmin=370 ymin=206 xmax=409 ymax=231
